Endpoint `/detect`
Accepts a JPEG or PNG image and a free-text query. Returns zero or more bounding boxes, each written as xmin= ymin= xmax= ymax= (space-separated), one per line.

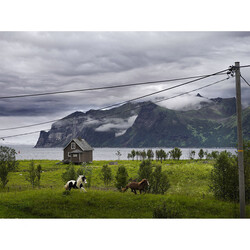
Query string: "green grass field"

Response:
xmin=0 ymin=160 xmax=249 ymax=218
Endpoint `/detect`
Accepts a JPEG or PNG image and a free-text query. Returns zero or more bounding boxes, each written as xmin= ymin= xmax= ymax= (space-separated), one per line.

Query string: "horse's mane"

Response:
xmin=138 ymin=179 xmax=147 ymax=185
xmin=76 ymin=175 xmax=84 ymax=187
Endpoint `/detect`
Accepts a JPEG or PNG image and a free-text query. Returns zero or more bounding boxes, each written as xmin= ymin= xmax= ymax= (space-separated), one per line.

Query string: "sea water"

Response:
xmin=6 ymin=145 xmax=236 ymax=161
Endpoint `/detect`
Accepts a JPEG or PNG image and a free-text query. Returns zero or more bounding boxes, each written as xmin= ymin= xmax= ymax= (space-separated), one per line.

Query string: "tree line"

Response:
xmin=126 ymin=148 xmax=220 ymax=161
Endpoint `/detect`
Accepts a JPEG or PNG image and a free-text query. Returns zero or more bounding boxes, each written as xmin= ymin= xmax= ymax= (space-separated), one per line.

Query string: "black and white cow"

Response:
xmin=64 ymin=175 xmax=87 ymax=192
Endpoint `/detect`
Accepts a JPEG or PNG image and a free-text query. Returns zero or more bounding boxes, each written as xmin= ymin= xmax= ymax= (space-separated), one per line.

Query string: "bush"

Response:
xmin=26 ymin=161 xmax=36 ymax=188
xmin=36 ymin=164 xmax=42 ymax=187
xmin=210 ymin=143 xmax=250 ymax=203
xmin=138 ymin=161 xmax=170 ymax=194
xmin=153 ymin=201 xmax=183 ymax=218
xmin=26 ymin=161 xmax=42 ymax=188
xmin=147 ymin=149 xmax=154 ymax=161
xmin=101 ymin=164 xmax=112 ymax=186
xmin=210 ymin=151 xmax=238 ymax=201
xmin=189 ymin=150 xmax=196 ymax=160
xmin=205 ymin=150 xmax=219 ymax=160
xmin=244 ymin=141 xmax=250 ymax=202
xmin=198 ymin=149 xmax=204 ymax=160
xmin=151 ymin=165 xmax=170 ymax=194
xmin=61 ymin=164 xmax=77 ymax=183
xmin=155 ymin=149 xmax=167 ymax=162
xmin=138 ymin=160 xmax=153 ymax=183
xmin=0 ymin=146 xmax=19 ymax=188
xmin=115 ymin=165 xmax=128 ymax=191
xmin=169 ymin=147 xmax=182 ymax=160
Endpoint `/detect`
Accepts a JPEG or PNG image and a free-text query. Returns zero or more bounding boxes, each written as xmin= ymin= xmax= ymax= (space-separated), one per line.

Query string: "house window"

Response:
xmin=73 ymin=154 xmax=77 ymax=158
xmin=71 ymin=142 xmax=76 ymax=149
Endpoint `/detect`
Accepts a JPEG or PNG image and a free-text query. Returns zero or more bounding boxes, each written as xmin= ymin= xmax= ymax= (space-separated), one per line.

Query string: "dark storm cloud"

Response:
xmin=1 ymin=31 xmax=250 ymax=119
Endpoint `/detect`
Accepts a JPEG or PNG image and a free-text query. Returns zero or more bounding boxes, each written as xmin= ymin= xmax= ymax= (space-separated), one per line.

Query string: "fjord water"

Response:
xmin=9 ymin=145 xmax=236 ymax=161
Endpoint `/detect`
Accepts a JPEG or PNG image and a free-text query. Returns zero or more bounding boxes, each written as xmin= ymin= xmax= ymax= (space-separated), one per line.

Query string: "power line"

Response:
xmin=240 ymin=74 xmax=250 ymax=87
xmin=93 ymin=69 xmax=228 ymax=110
xmin=0 ymin=119 xmax=60 ymax=131
xmin=154 ymin=77 xmax=229 ymax=104
xmin=0 ymin=75 xmax=229 ymax=140
xmin=239 ymin=64 xmax=250 ymax=69
xmin=0 ymin=65 xmax=249 ymax=101
xmin=0 ymin=129 xmax=50 ymax=140
xmin=0 ymin=69 xmax=228 ymax=132
xmin=0 ymin=72 xmax=227 ymax=100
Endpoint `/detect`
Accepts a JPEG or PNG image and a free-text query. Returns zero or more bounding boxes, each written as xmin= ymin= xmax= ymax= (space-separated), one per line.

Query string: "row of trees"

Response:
xmin=100 ymin=160 xmax=170 ymax=194
xmin=127 ymin=148 xmax=183 ymax=161
xmin=127 ymin=148 xmax=220 ymax=161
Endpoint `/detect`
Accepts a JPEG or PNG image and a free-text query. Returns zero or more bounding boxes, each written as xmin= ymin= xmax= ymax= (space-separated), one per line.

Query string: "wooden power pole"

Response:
xmin=235 ymin=61 xmax=246 ymax=218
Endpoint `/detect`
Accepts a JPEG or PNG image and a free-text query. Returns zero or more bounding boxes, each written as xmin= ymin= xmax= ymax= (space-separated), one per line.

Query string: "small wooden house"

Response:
xmin=63 ymin=138 xmax=93 ymax=164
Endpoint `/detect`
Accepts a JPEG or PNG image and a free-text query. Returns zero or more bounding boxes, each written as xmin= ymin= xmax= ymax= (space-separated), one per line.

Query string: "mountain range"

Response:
xmin=35 ymin=95 xmax=250 ymax=148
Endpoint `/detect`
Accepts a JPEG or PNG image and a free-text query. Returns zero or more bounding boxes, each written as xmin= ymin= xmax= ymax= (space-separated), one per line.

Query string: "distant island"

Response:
xmin=35 ymin=95 xmax=250 ymax=148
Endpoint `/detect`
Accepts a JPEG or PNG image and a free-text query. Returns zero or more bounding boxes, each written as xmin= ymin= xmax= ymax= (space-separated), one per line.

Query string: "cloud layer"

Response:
xmin=1 ymin=32 xmax=250 ymax=144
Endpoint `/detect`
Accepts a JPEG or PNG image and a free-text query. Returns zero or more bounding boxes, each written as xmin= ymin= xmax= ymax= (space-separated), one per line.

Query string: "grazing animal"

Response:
xmin=64 ymin=175 xmax=87 ymax=192
xmin=122 ymin=179 xmax=149 ymax=194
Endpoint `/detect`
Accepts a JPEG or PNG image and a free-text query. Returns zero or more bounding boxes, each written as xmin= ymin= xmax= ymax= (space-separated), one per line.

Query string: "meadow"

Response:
xmin=0 ymin=159 xmax=249 ymax=218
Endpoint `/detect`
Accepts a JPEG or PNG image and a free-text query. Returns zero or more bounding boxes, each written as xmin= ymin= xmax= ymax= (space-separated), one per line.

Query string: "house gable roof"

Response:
xmin=64 ymin=138 xmax=93 ymax=151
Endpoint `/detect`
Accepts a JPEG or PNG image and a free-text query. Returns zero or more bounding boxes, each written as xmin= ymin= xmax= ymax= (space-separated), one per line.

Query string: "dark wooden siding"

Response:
xmin=80 ymin=151 xmax=93 ymax=162
xmin=64 ymin=141 xmax=93 ymax=163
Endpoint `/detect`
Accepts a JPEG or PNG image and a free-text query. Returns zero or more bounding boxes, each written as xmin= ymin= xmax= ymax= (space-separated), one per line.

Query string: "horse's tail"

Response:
xmin=64 ymin=181 xmax=71 ymax=190
xmin=64 ymin=183 xmax=69 ymax=190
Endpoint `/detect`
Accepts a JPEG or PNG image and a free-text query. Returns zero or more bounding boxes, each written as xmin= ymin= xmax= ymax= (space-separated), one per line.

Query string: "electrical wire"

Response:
xmin=0 ymin=65 xmax=249 ymax=101
xmin=240 ymin=74 xmax=250 ymax=87
xmin=0 ymin=129 xmax=50 ymax=140
xmin=0 ymin=72 xmax=228 ymax=100
xmin=239 ymin=64 xmax=250 ymax=69
xmin=0 ymin=75 xmax=229 ymax=140
xmin=154 ymin=77 xmax=229 ymax=104
xmin=0 ymin=69 xmax=228 ymax=131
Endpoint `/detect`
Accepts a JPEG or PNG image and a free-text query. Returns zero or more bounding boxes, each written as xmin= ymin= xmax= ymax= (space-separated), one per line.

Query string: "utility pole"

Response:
xmin=235 ymin=61 xmax=245 ymax=218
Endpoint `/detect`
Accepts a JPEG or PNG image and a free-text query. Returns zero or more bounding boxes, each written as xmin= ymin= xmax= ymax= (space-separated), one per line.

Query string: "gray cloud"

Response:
xmin=1 ymin=32 xmax=250 ymax=144
xmin=95 ymin=115 xmax=138 ymax=133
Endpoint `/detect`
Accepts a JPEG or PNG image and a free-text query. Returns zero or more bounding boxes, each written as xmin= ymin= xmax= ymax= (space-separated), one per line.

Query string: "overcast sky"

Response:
xmin=1 ymin=31 xmax=250 ymax=144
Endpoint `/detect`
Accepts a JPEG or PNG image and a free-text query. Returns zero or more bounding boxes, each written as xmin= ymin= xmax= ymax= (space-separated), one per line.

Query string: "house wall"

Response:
xmin=64 ymin=141 xmax=93 ymax=163
xmin=70 ymin=153 xmax=81 ymax=163
xmin=80 ymin=151 xmax=93 ymax=163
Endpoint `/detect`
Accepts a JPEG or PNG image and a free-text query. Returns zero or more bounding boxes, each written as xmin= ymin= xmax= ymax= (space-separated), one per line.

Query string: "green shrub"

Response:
xmin=25 ymin=162 xmax=42 ymax=188
xmin=244 ymin=141 xmax=250 ymax=202
xmin=115 ymin=165 xmax=128 ymax=191
xmin=189 ymin=150 xmax=196 ymax=160
xmin=61 ymin=164 xmax=77 ymax=183
xmin=36 ymin=164 xmax=42 ymax=187
xmin=198 ymin=149 xmax=204 ymax=160
xmin=155 ymin=149 xmax=167 ymax=162
xmin=153 ymin=201 xmax=183 ymax=218
xmin=0 ymin=146 xmax=19 ymax=188
xmin=210 ymin=151 xmax=238 ymax=201
xmin=205 ymin=150 xmax=219 ymax=160
xmin=101 ymin=164 xmax=112 ymax=186
xmin=138 ymin=160 xmax=153 ymax=182
xmin=151 ymin=165 xmax=170 ymax=194
xmin=147 ymin=149 xmax=154 ymax=161
xmin=169 ymin=147 xmax=182 ymax=160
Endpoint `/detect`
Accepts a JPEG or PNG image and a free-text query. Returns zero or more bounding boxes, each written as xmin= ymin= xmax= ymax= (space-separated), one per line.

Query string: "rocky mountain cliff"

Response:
xmin=35 ymin=96 xmax=250 ymax=148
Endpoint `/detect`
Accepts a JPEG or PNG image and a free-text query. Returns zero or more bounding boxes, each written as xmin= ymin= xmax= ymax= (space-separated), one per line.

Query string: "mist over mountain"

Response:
xmin=35 ymin=95 xmax=250 ymax=148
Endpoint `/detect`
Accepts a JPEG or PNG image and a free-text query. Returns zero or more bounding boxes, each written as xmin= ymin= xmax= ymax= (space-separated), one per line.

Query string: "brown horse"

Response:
xmin=122 ymin=179 xmax=149 ymax=194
